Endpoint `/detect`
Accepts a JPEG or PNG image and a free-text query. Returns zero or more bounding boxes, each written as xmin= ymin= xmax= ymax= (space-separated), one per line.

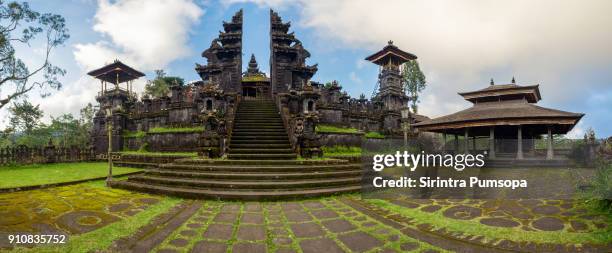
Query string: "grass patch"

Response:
xmin=367 ymin=199 xmax=612 ymax=245
xmin=122 ymin=130 xmax=146 ymax=138
xmin=316 ymin=124 xmax=360 ymax=134
xmin=364 ymin=131 xmax=385 ymax=139
xmin=118 ymin=151 xmax=198 ymax=157
xmin=0 ymin=162 xmax=141 ymax=189
xmin=322 ymin=145 xmax=362 ymax=156
xmin=10 ymin=197 xmax=182 ymax=253
xmin=148 ymin=126 xmax=204 ymax=134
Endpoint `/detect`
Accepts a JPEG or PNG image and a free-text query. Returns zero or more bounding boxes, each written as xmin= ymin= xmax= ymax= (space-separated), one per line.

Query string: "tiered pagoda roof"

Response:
xmin=365 ymin=40 xmax=417 ymax=66
xmin=414 ymin=80 xmax=584 ymax=134
xmin=242 ymin=54 xmax=269 ymax=83
xmin=87 ymin=60 xmax=144 ymax=84
xmin=269 ymin=9 xmax=318 ymax=92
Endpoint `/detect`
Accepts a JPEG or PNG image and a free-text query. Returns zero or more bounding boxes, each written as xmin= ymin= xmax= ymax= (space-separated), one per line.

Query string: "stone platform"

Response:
xmin=109 ymin=158 xmax=363 ymax=200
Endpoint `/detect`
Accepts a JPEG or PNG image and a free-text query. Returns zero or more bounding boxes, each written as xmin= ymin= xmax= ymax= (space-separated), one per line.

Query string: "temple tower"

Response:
xmin=366 ymin=40 xmax=416 ymax=111
xmin=241 ymin=54 xmax=271 ymax=99
xmin=366 ymin=41 xmax=416 ymax=131
xmin=88 ymin=60 xmax=145 ymax=154
xmin=196 ymin=9 xmax=243 ymax=93
xmin=269 ymin=9 xmax=317 ymax=95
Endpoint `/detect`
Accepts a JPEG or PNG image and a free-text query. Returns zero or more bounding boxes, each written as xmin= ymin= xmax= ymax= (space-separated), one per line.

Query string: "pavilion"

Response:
xmin=87 ymin=59 xmax=145 ymax=98
xmin=413 ymin=79 xmax=584 ymax=160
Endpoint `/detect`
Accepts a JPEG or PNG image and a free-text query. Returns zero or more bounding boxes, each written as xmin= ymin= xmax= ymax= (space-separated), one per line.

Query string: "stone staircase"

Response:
xmin=109 ymin=158 xmax=362 ymax=200
xmin=109 ymin=100 xmax=363 ymax=200
xmin=228 ymin=100 xmax=297 ymax=160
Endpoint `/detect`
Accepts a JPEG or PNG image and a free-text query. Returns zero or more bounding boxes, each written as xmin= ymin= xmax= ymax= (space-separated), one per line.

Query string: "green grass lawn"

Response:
xmin=315 ymin=124 xmax=361 ymax=134
xmin=148 ymin=126 xmax=204 ymax=134
xmin=0 ymin=162 xmax=141 ymax=189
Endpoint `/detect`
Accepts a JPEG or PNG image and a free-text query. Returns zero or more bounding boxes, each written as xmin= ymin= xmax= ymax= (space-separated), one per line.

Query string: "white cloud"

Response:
xmin=349 ymin=72 xmax=362 ymax=84
xmin=230 ymin=0 xmax=612 ymax=136
xmin=566 ymin=121 xmax=586 ymax=139
xmin=355 ymin=59 xmax=368 ymax=69
xmin=1 ymin=0 xmax=204 ymax=127
xmin=75 ymin=0 xmax=203 ymax=70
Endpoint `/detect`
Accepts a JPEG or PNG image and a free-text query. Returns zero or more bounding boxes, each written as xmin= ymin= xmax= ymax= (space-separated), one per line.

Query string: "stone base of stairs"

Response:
xmin=110 ymin=158 xmax=363 ymax=200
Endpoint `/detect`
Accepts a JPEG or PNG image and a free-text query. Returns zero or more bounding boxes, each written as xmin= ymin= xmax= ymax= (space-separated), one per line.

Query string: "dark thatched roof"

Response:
xmin=87 ymin=60 xmax=145 ymax=84
xmin=459 ymin=84 xmax=542 ymax=103
xmin=365 ymin=41 xmax=417 ymax=65
xmin=413 ymin=100 xmax=584 ymax=131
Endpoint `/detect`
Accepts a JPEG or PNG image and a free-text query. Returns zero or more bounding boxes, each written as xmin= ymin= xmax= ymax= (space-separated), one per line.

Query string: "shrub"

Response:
xmin=322 ymin=145 xmax=361 ymax=155
xmin=581 ymin=161 xmax=612 ymax=211
xmin=365 ymin=131 xmax=385 ymax=139
xmin=138 ymin=143 xmax=149 ymax=152
xmin=123 ymin=131 xmax=146 ymax=138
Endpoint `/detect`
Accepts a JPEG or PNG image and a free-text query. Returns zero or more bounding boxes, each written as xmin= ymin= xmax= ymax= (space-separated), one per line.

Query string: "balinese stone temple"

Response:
xmin=87 ymin=9 xmax=425 ymax=199
xmin=89 ymin=9 xmax=421 ymax=158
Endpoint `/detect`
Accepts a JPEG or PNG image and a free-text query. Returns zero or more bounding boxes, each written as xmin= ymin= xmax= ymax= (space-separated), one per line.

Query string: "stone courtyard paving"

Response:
xmin=0 ymin=180 xmax=166 ymax=250
xmin=149 ymin=199 xmax=446 ymax=253
xmin=1 ymin=181 xmax=611 ymax=252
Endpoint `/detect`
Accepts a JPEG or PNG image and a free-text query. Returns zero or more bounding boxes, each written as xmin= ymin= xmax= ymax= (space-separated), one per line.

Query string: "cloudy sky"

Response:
xmin=7 ymin=0 xmax=612 ymax=137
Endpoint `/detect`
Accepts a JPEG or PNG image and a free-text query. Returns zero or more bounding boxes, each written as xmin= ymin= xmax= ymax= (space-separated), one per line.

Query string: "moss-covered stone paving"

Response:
xmin=0 ymin=180 xmax=164 ymax=249
xmin=153 ymin=199 xmax=445 ymax=253
xmin=1 ymin=181 xmax=610 ymax=252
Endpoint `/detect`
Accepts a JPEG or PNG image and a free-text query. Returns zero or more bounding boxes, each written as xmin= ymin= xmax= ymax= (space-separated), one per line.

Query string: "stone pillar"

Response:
xmin=454 ymin=134 xmax=459 ymax=153
xmin=517 ymin=125 xmax=524 ymax=159
xmin=489 ymin=126 xmax=496 ymax=159
xmin=442 ymin=133 xmax=447 ymax=152
xmin=464 ymin=128 xmax=469 ymax=154
xmin=472 ymin=136 xmax=477 ymax=152
xmin=547 ymin=126 xmax=554 ymax=160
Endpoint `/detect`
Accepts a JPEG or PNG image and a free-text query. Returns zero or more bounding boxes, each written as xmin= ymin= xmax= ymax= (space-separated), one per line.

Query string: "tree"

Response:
xmin=79 ymin=102 xmax=94 ymax=129
xmin=8 ymin=100 xmax=42 ymax=134
xmin=401 ymin=60 xmax=426 ymax=113
xmin=143 ymin=70 xmax=184 ymax=98
xmin=0 ymin=1 xmax=70 ymax=109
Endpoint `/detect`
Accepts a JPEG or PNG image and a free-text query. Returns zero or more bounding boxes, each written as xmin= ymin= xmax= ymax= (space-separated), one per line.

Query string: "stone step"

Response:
xmin=229 ymin=143 xmax=291 ymax=149
xmin=142 ymin=168 xmax=362 ymax=180
xmin=128 ymin=175 xmax=362 ymax=189
xmin=233 ymin=123 xmax=285 ymax=127
xmin=109 ymin=181 xmax=361 ymax=200
xmin=232 ymin=126 xmax=286 ymax=130
xmin=233 ymin=128 xmax=287 ymax=132
xmin=235 ymin=113 xmax=280 ymax=116
xmin=229 ymin=148 xmax=294 ymax=154
xmin=237 ymin=107 xmax=276 ymax=110
xmin=227 ymin=153 xmax=297 ymax=160
xmin=235 ymin=117 xmax=280 ymax=120
xmin=230 ymin=136 xmax=288 ymax=141
xmin=158 ymin=163 xmax=360 ymax=172
xmin=236 ymin=109 xmax=278 ymax=111
xmin=232 ymin=129 xmax=287 ymax=137
xmin=234 ymin=119 xmax=284 ymax=123
xmin=233 ymin=122 xmax=284 ymax=126
xmin=230 ymin=140 xmax=289 ymax=145
xmin=232 ymin=133 xmax=288 ymax=137
xmin=173 ymin=158 xmax=348 ymax=165
xmin=229 ymin=148 xmax=294 ymax=155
